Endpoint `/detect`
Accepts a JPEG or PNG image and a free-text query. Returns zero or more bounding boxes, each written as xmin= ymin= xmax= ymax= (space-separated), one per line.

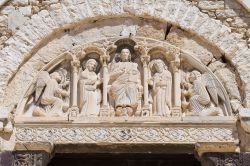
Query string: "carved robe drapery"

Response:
xmin=40 ymin=77 xmax=66 ymax=116
xmin=150 ymin=60 xmax=172 ymax=117
xmin=152 ymin=72 xmax=172 ymax=116
xmin=17 ymin=38 xmax=233 ymax=119
xmin=26 ymin=71 xmax=70 ymax=117
xmin=109 ymin=62 xmax=141 ymax=109
xmin=78 ymin=60 xmax=101 ymax=117
xmin=189 ymin=71 xmax=224 ymax=116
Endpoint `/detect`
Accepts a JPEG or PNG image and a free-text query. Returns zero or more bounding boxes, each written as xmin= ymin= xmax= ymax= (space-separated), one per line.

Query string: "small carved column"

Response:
xmin=102 ymin=55 xmax=109 ymax=107
xmin=100 ymin=54 xmax=110 ymax=116
xmin=141 ymin=55 xmax=150 ymax=116
xmin=171 ymin=56 xmax=181 ymax=117
xmin=69 ymin=54 xmax=80 ymax=118
xmin=103 ymin=59 xmax=109 ymax=107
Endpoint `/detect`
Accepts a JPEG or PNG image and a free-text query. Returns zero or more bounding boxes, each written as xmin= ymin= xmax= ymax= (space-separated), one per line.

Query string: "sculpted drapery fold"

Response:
xmin=149 ymin=59 xmax=172 ymax=117
xmin=109 ymin=48 xmax=142 ymax=117
xmin=16 ymin=38 xmax=233 ymax=119
xmin=78 ymin=59 xmax=101 ymax=117
xmin=22 ymin=69 xmax=70 ymax=117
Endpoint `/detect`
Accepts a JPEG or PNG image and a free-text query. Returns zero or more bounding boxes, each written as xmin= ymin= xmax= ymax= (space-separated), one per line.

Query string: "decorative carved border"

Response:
xmin=16 ymin=127 xmax=236 ymax=143
xmin=13 ymin=152 xmax=50 ymax=166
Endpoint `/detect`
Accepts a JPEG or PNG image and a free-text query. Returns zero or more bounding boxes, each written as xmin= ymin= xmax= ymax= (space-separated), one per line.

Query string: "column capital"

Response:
xmin=171 ymin=60 xmax=180 ymax=72
xmin=71 ymin=59 xmax=80 ymax=68
xmin=100 ymin=54 xmax=110 ymax=66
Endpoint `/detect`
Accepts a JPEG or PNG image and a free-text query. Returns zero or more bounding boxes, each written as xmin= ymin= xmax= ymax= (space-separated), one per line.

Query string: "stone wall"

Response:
xmin=0 ymin=0 xmax=249 ymax=108
xmin=1 ymin=0 xmax=248 ymax=52
xmin=0 ymin=0 xmax=250 ymax=162
xmin=189 ymin=0 xmax=250 ymax=45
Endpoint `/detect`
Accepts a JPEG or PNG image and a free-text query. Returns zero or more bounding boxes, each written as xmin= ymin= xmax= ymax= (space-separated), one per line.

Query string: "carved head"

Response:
xmin=120 ymin=48 xmax=131 ymax=62
xmin=189 ymin=70 xmax=201 ymax=83
xmin=50 ymin=72 xmax=62 ymax=83
xmin=85 ymin=59 xmax=97 ymax=72
xmin=150 ymin=59 xmax=167 ymax=73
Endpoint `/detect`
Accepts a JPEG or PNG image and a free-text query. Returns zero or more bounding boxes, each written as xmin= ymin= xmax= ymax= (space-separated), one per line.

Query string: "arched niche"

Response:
xmin=0 ymin=0 xmax=248 ymax=115
xmin=15 ymin=37 xmax=233 ymax=123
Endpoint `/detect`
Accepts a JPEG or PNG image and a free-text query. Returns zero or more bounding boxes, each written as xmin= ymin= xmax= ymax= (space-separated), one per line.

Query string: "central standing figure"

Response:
xmin=109 ymin=48 xmax=142 ymax=117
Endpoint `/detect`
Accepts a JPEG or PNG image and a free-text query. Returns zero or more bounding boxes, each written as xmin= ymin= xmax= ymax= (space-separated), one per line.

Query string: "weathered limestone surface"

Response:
xmin=0 ymin=151 xmax=51 ymax=166
xmin=208 ymin=60 xmax=242 ymax=113
xmin=2 ymin=18 xmax=166 ymax=107
xmin=0 ymin=0 xmax=249 ymax=108
xmin=167 ymin=27 xmax=221 ymax=65
xmin=0 ymin=0 xmax=249 ymax=163
xmin=200 ymin=152 xmax=250 ymax=166
xmin=198 ymin=0 xmax=225 ymax=10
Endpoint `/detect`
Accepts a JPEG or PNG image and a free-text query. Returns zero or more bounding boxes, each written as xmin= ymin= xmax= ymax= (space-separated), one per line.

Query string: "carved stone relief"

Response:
xmin=208 ymin=60 xmax=242 ymax=113
xmin=200 ymin=152 xmax=250 ymax=166
xmin=22 ymin=67 xmax=70 ymax=117
xmin=12 ymin=151 xmax=50 ymax=166
xmin=16 ymin=127 xmax=235 ymax=143
xmin=182 ymin=71 xmax=225 ymax=116
xmin=149 ymin=59 xmax=172 ymax=117
xmin=109 ymin=48 xmax=142 ymax=117
xmin=78 ymin=59 xmax=102 ymax=117
xmin=16 ymin=37 xmax=233 ymax=120
xmin=180 ymin=52 xmax=233 ymax=117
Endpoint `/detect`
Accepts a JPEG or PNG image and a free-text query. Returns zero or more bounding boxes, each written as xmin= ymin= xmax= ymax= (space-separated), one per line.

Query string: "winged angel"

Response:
xmin=24 ymin=69 xmax=69 ymax=117
xmin=184 ymin=70 xmax=230 ymax=116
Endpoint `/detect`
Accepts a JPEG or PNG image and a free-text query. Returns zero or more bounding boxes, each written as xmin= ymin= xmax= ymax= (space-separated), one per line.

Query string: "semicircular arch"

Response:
xmin=1 ymin=0 xmax=249 ymax=109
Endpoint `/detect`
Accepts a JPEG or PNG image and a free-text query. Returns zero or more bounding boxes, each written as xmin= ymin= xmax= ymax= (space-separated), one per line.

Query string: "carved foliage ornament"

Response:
xmin=16 ymin=127 xmax=235 ymax=143
xmin=16 ymin=38 xmax=233 ymax=119
xmin=13 ymin=151 xmax=50 ymax=166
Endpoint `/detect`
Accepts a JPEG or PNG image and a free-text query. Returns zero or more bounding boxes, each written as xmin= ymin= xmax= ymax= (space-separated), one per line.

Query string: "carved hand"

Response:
xmin=62 ymin=80 xmax=70 ymax=88
xmin=58 ymin=88 xmax=69 ymax=97
xmin=86 ymin=86 xmax=97 ymax=91
xmin=182 ymin=90 xmax=189 ymax=96
xmin=64 ymin=91 xmax=70 ymax=97
xmin=110 ymin=68 xmax=125 ymax=78
xmin=148 ymin=79 xmax=153 ymax=86
xmin=156 ymin=81 xmax=167 ymax=87
xmin=95 ymin=80 xmax=102 ymax=87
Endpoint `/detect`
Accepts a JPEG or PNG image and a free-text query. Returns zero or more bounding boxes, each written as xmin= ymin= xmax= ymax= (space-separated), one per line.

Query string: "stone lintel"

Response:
xmin=14 ymin=118 xmax=238 ymax=154
xmin=14 ymin=116 xmax=237 ymax=125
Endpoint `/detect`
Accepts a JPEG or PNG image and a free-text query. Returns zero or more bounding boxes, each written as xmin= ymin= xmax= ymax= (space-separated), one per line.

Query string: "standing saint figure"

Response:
xmin=78 ymin=59 xmax=101 ymax=117
xmin=109 ymin=48 xmax=142 ymax=117
xmin=149 ymin=59 xmax=172 ymax=117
